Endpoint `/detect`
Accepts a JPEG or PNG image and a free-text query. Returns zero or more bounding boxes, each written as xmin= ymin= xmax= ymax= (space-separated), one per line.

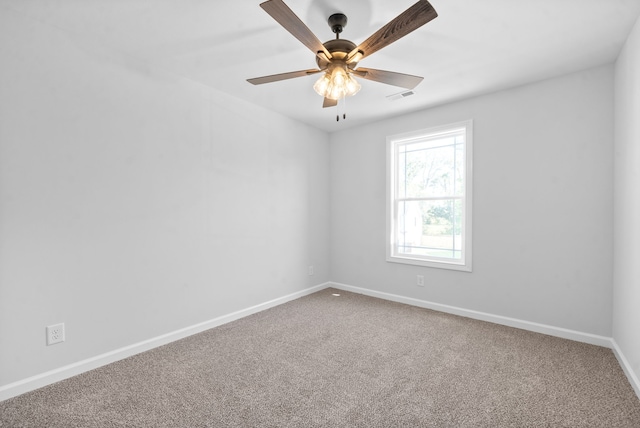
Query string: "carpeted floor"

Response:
xmin=1 ymin=288 xmax=639 ymax=427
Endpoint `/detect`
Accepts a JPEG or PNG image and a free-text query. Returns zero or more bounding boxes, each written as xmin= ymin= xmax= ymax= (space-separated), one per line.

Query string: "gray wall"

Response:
xmin=0 ymin=9 xmax=330 ymax=387
xmin=614 ymin=15 xmax=640 ymax=390
xmin=330 ymin=65 xmax=614 ymax=337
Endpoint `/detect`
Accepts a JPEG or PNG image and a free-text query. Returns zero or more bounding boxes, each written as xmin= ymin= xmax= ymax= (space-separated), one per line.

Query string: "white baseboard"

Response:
xmin=329 ymin=282 xmax=613 ymax=347
xmin=0 ymin=283 xmax=331 ymax=402
xmin=4 ymin=281 xmax=638 ymax=404
xmin=611 ymin=339 xmax=640 ymax=400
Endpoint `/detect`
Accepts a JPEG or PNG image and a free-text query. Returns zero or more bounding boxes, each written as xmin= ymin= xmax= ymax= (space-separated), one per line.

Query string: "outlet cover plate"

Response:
xmin=46 ymin=323 xmax=65 ymax=346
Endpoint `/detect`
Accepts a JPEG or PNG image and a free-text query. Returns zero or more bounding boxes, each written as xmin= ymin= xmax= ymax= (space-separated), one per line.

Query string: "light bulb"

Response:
xmin=313 ymin=74 xmax=331 ymax=97
xmin=313 ymin=66 xmax=361 ymax=100
xmin=330 ymin=85 xmax=343 ymax=100
xmin=332 ymin=68 xmax=346 ymax=86
xmin=345 ymin=75 xmax=361 ymax=96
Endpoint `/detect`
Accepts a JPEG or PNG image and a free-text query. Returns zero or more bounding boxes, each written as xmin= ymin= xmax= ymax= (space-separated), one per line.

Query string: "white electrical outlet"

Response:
xmin=46 ymin=323 xmax=65 ymax=346
xmin=308 ymin=266 xmax=314 ymax=276
xmin=417 ymin=275 xmax=424 ymax=287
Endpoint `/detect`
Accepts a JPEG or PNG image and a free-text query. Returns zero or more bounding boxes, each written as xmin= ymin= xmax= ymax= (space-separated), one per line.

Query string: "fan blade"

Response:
xmin=260 ymin=0 xmax=332 ymax=60
xmin=323 ymin=97 xmax=338 ymax=108
xmin=353 ymin=68 xmax=423 ymax=89
xmin=247 ymin=69 xmax=322 ymax=85
xmin=347 ymin=0 xmax=437 ymax=62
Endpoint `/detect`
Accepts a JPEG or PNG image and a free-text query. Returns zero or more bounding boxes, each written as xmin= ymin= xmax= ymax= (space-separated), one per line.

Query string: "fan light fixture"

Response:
xmin=247 ymin=0 xmax=437 ymax=122
xmin=313 ymin=65 xmax=361 ymax=101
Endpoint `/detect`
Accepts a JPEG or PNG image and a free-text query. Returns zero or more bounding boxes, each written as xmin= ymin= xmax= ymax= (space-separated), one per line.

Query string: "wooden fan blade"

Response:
xmin=353 ymin=68 xmax=423 ymax=89
xmin=347 ymin=0 xmax=437 ymax=62
xmin=323 ymin=97 xmax=338 ymax=108
xmin=260 ymin=0 xmax=332 ymax=60
xmin=247 ymin=69 xmax=322 ymax=85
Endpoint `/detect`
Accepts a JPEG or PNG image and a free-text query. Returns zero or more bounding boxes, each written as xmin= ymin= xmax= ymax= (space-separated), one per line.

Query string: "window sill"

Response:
xmin=386 ymin=255 xmax=472 ymax=272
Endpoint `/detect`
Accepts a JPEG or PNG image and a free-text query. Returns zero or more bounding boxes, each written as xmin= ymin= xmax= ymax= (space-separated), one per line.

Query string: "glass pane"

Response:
xmin=398 ymin=137 xmax=463 ymax=199
xmin=396 ymin=200 xmax=423 ymax=254
xmin=395 ymin=200 xmax=462 ymax=260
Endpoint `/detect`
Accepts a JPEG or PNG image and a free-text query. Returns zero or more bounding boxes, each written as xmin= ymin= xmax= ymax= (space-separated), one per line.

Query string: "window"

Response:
xmin=387 ymin=120 xmax=472 ymax=271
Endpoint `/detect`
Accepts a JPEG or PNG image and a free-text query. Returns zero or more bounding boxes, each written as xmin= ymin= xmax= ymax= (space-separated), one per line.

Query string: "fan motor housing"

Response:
xmin=316 ymin=39 xmax=358 ymax=69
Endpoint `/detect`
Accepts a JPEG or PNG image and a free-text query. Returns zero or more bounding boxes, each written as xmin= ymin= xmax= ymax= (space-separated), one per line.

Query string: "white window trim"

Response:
xmin=386 ymin=120 xmax=473 ymax=272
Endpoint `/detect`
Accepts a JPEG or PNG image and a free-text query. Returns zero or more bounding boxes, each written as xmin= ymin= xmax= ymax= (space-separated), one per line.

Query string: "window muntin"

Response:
xmin=387 ymin=121 xmax=472 ymax=271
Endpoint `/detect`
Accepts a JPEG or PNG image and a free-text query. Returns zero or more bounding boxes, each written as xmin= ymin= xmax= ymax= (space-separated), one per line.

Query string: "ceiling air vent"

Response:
xmin=387 ymin=90 xmax=415 ymax=101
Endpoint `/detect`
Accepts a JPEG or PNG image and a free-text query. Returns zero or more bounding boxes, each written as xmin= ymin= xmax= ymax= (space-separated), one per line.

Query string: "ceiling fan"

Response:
xmin=247 ymin=0 xmax=438 ymax=118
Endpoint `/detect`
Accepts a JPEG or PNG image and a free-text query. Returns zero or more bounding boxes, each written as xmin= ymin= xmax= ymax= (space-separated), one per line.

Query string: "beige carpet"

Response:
xmin=1 ymin=288 xmax=639 ymax=427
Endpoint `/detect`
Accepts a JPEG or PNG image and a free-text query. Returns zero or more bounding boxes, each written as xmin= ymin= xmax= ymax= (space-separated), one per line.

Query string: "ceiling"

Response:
xmin=4 ymin=0 xmax=640 ymax=132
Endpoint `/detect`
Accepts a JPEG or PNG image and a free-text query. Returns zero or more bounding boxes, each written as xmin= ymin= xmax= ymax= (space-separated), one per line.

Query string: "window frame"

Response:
xmin=386 ymin=120 xmax=473 ymax=272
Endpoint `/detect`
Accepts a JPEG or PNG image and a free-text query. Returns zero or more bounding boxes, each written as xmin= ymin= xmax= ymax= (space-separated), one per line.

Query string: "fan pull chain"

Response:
xmin=335 ymin=97 xmax=347 ymax=122
xmin=343 ymin=96 xmax=347 ymax=120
